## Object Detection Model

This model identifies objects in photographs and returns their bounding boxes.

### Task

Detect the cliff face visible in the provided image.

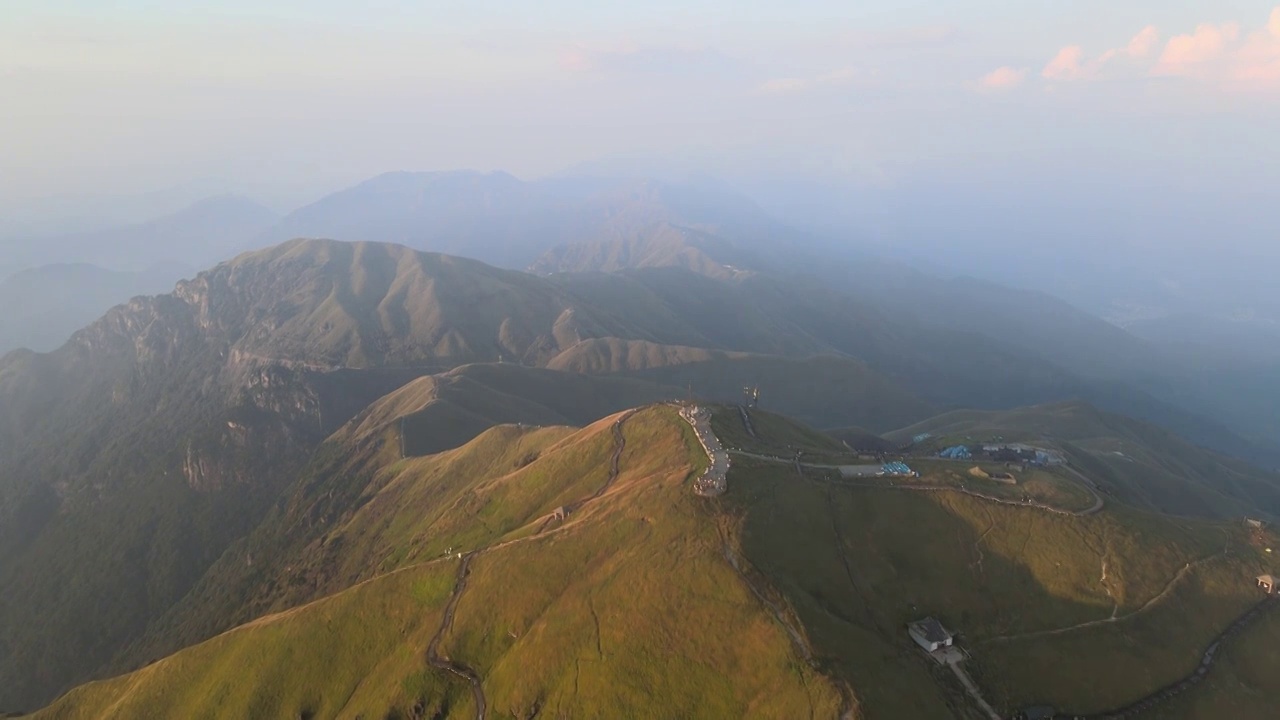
[0,239,572,710]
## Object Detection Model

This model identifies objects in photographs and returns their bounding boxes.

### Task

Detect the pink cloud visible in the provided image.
[1042,45,1090,80]
[1149,9,1280,89]
[1155,22,1240,75]
[1126,26,1162,58]
[1231,9,1280,85]
[1099,26,1161,64]
[1022,8,1280,91]
[979,66,1028,91]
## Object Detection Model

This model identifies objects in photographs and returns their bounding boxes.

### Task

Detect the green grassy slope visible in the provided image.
[888,401,1280,519]
[33,562,461,720]
[725,456,1276,718]
[1159,597,1280,719]
[33,406,845,720]
[710,406,851,459]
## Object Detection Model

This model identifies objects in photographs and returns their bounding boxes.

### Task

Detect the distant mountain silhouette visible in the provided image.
[259,171,786,269]
[7,195,278,272]
[0,262,191,354]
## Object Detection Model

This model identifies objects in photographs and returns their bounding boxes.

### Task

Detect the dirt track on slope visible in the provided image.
[424,411,637,718]
[427,552,486,720]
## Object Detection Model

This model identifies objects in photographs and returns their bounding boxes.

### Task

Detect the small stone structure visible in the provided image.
[1258,574,1277,594]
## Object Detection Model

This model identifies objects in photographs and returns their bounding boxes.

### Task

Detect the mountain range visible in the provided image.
[7,171,1275,469]
[4,171,1280,717]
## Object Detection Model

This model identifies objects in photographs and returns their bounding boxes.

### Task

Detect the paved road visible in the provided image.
[949,662,1001,720]
[679,404,729,496]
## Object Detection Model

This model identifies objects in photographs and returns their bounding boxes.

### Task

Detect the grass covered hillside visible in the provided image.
[35,406,845,720]
[5,236,1273,713]
[34,402,1280,719]
[887,401,1280,519]
[712,407,1280,718]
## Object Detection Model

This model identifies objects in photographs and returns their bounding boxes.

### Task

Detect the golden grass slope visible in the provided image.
[34,407,845,719]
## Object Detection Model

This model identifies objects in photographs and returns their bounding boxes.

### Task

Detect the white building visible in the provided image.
[907,617,954,653]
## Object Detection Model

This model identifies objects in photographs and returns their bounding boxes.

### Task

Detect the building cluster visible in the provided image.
[937,441,1064,467]
[678,404,729,497]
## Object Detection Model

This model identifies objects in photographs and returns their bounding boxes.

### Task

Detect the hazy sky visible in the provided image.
[3,1,1279,224]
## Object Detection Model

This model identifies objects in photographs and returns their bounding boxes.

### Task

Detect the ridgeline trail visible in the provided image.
[1074,596,1278,719]
[426,552,486,720]
[691,407,855,719]
[423,410,636,719]
[739,405,759,439]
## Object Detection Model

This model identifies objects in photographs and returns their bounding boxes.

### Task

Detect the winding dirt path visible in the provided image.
[981,543,1230,644]
[427,552,487,720]
[423,410,636,719]
[566,410,635,513]
[1073,596,1278,719]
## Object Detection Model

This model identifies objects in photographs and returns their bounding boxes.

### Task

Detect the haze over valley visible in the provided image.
[3,2,1280,719]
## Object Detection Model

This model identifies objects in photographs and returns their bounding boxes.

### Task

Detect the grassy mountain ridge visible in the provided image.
[529,223,759,280]
[5,236,1277,711]
[42,406,845,719]
[0,238,627,708]
[0,237,934,707]
[34,403,1280,719]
